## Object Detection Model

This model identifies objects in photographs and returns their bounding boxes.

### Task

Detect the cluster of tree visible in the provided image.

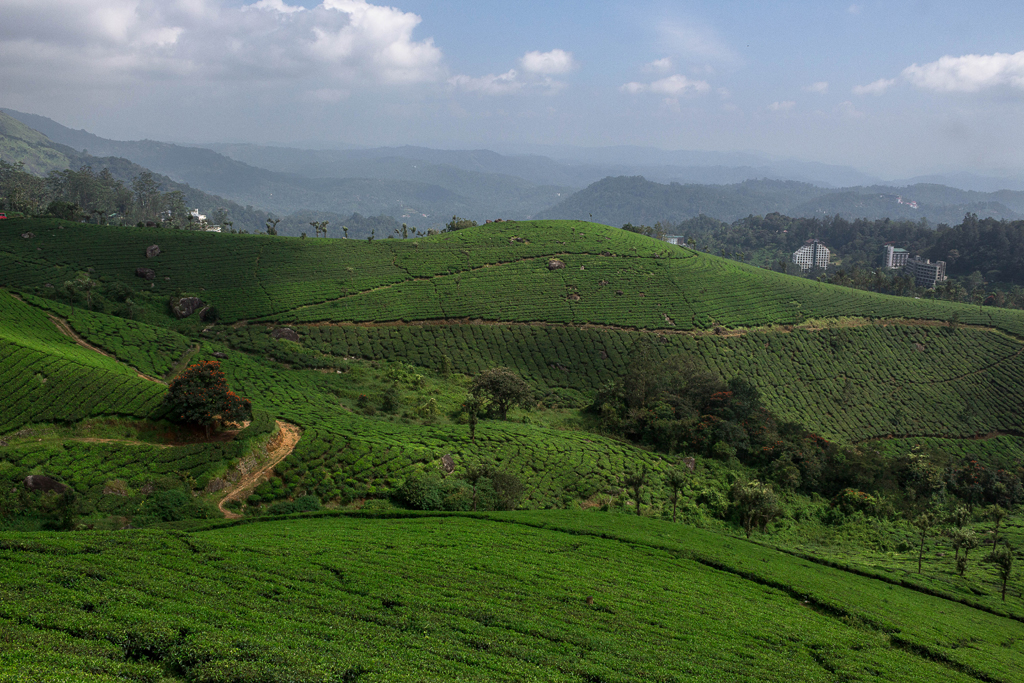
[0,159,268,231]
[912,505,1015,598]
[163,361,252,436]
[591,342,1024,518]
[397,464,525,512]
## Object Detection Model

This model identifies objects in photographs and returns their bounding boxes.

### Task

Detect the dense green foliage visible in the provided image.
[0,512,1021,682]
[164,361,251,431]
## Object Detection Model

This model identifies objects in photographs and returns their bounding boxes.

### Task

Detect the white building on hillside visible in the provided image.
[884,245,910,269]
[792,239,830,271]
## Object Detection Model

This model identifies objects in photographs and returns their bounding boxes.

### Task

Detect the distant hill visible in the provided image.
[1,109,573,226]
[0,111,270,231]
[0,111,79,175]
[537,175,1024,226]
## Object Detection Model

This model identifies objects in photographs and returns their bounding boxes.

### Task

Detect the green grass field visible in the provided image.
[1,511,1021,682]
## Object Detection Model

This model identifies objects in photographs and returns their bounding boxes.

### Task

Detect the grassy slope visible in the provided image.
[1,512,1022,682]
[0,290,166,432]
[5,216,1024,447]
[5,218,1024,334]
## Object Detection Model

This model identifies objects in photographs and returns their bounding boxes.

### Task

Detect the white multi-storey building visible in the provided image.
[792,239,830,271]
[884,245,910,269]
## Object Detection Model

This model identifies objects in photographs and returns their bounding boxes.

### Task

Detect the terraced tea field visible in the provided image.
[0,290,166,433]
[1,512,1021,682]
[5,218,1024,335]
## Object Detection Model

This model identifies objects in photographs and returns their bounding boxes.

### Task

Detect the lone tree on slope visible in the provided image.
[164,361,252,436]
[470,367,532,421]
[624,466,649,517]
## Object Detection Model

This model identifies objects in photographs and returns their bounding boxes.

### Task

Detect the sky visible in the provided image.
[2,0,1024,178]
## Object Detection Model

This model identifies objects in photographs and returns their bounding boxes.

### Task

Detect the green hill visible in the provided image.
[4,217,1024,447]
[0,111,77,175]
[2,215,1024,680]
[1,511,1022,682]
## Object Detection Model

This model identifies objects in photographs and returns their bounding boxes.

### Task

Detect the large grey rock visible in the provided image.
[271,327,300,342]
[135,267,155,280]
[146,245,160,258]
[24,475,68,494]
[547,258,566,270]
[170,296,204,318]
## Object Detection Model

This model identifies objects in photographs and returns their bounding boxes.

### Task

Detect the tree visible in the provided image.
[445,215,477,232]
[731,480,780,539]
[957,529,979,576]
[988,505,1007,553]
[266,218,280,235]
[464,394,484,441]
[381,382,401,413]
[463,464,490,512]
[665,468,688,522]
[914,511,937,574]
[63,271,98,309]
[624,466,649,516]
[310,220,329,238]
[992,544,1014,601]
[470,367,532,420]
[163,361,252,435]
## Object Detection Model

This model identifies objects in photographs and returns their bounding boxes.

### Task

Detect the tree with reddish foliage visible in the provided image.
[164,361,251,435]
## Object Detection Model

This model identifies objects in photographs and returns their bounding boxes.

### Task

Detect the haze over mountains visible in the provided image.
[5,106,1024,231]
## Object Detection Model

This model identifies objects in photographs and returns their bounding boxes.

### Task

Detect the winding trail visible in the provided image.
[218,420,301,519]
[47,314,165,383]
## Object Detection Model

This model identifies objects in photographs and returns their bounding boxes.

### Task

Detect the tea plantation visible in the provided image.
[2,217,1024,680]
[2,512,1022,682]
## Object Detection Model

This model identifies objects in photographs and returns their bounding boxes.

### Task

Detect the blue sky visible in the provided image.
[2,0,1024,177]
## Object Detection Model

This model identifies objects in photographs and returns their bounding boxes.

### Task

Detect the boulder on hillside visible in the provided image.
[440,454,455,474]
[271,327,300,342]
[170,296,204,319]
[547,258,566,270]
[21,232,34,239]
[135,267,155,280]
[146,245,161,258]
[24,475,68,494]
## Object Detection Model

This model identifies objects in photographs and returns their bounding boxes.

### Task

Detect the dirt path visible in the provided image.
[47,314,165,383]
[218,420,301,519]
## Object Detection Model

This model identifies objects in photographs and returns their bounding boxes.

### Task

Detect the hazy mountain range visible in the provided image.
[5,107,1024,230]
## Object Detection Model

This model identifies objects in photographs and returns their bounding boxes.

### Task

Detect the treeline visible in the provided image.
[0,159,268,231]
[653,212,1024,304]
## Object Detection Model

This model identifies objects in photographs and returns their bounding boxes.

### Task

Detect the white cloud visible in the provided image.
[658,20,739,66]
[804,81,829,94]
[852,78,896,96]
[248,0,304,13]
[622,74,710,96]
[903,50,1024,93]
[520,49,576,75]
[837,101,865,119]
[449,70,523,95]
[644,57,673,73]
[768,100,795,112]
[0,0,444,93]
[451,49,576,95]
